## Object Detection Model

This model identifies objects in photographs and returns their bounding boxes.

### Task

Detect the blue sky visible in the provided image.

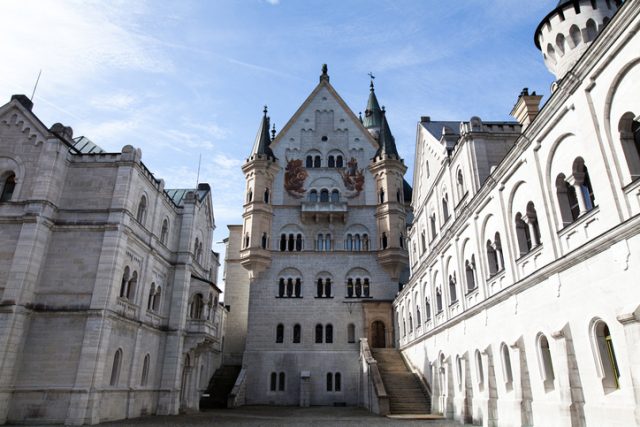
[0,0,558,290]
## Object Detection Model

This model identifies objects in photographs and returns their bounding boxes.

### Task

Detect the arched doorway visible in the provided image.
[370,320,386,348]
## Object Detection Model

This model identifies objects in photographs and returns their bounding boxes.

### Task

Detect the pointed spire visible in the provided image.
[375,108,400,160]
[250,106,276,160]
[271,122,276,140]
[363,78,382,130]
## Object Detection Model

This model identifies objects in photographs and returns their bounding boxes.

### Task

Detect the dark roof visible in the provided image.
[362,81,382,130]
[71,136,105,154]
[420,120,460,141]
[250,107,275,159]
[374,110,400,159]
[165,188,208,206]
[403,179,413,203]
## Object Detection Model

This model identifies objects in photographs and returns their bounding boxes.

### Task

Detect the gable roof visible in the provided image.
[270,70,379,150]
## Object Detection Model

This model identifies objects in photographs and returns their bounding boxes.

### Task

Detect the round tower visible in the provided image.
[534,0,621,80]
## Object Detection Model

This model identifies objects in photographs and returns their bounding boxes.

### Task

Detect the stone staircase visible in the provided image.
[372,348,431,415]
[199,365,242,409]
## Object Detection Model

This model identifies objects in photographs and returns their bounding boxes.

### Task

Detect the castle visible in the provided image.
[224,0,640,425]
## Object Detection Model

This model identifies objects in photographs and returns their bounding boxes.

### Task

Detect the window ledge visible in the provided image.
[344,296,373,299]
[449,300,460,308]
[516,243,543,264]
[465,287,479,297]
[557,206,600,237]
[275,296,304,299]
[314,296,334,299]
[487,268,506,282]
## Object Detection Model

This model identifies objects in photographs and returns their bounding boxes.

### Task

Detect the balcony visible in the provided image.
[301,201,348,223]
[186,318,219,342]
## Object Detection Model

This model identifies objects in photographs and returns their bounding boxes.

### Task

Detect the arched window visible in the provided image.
[572,158,596,212]
[286,278,293,297]
[618,113,640,181]
[538,334,555,391]
[189,293,204,319]
[409,314,413,331]
[556,33,566,56]
[331,189,340,203]
[247,189,253,203]
[295,234,303,251]
[494,233,504,271]
[593,321,620,393]
[147,283,156,310]
[442,194,450,222]
[515,212,532,255]
[487,240,499,276]
[569,24,581,48]
[363,278,370,297]
[547,44,557,64]
[456,169,465,200]
[449,274,457,303]
[276,324,284,343]
[585,19,597,42]
[278,372,285,391]
[347,324,355,343]
[425,297,431,321]
[120,266,130,298]
[426,160,430,178]
[325,324,333,343]
[436,288,443,313]
[347,278,354,297]
[160,219,169,245]
[420,230,426,253]
[110,349,122,386]
[325,278,332,297]
[465,259,476,291]
[280,234,286,251]
[315,324,323,343]
[278,278,285,297]
[270,372,277,391]
[141,354,150,386]
[326,372,333,391]
[317,278,323,297]
[261,233,268,249]
[306,156,313,168]
[355,278,362,297]
[416,305,421,324]
[430,214,437,239]
[314,156,321,168]
[0,173,16,202]
[294,278,301,297]
[309,189,318,202]
[399,233,404,249]
[320,189,329,203]
[556,173,580,225]
[127,271,138,301]
[243,234,249,249]
[136,196,147,224]
[325,234,332,251]
[363,234,369,251]
[293,324,301,343]
[501,343,513,391]
[336,156,343,168]
[328,155,335,168]
[476,350,484,390]
[379,189,385,204]
[264,188,270,203]
[335,372,341,391]
[381,232,388,250]
[153,286,161,311]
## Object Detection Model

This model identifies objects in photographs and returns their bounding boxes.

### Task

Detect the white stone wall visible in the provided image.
[398,2,640,426]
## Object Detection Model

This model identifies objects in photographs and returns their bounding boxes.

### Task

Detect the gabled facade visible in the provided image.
[0,96,226,425]
[226,68,410,406]
[395,1,640,426]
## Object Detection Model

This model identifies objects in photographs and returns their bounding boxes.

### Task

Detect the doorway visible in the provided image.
[370,320,386,348]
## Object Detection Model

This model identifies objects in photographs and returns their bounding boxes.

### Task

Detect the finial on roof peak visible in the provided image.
[320,64,330,82]
[368,72,375,91]
[263,105,268,116]
[271,123,276,140]
[381,105,386,113]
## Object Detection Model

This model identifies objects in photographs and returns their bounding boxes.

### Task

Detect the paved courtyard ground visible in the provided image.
[7,407,470,427]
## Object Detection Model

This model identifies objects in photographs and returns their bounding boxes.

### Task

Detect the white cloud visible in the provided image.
[0,0,172,98]
[90,93,137,111]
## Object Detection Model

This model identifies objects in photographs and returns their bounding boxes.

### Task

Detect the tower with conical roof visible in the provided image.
[534,0,621,81]
[240,107,280,279]
[362,80,383,138]
[369,108,409,281]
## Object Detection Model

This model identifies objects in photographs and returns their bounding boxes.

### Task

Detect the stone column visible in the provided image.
[523,215,540,248]
[508,341,524,426]
[617,307,640,426]
[565,173,587,216]
[551,325,586,427]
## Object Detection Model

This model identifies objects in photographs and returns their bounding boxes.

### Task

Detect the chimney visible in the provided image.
[510,88,543,129]
[11,94,33,111]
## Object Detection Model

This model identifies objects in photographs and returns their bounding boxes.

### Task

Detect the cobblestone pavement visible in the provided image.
[100,407,469,427]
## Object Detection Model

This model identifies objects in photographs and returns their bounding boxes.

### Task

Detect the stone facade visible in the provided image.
[396,1,640,426]
[227,70,411,406]
[0,97,226,425]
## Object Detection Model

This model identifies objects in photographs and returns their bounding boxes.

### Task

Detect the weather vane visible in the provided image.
[368,72,375,80]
